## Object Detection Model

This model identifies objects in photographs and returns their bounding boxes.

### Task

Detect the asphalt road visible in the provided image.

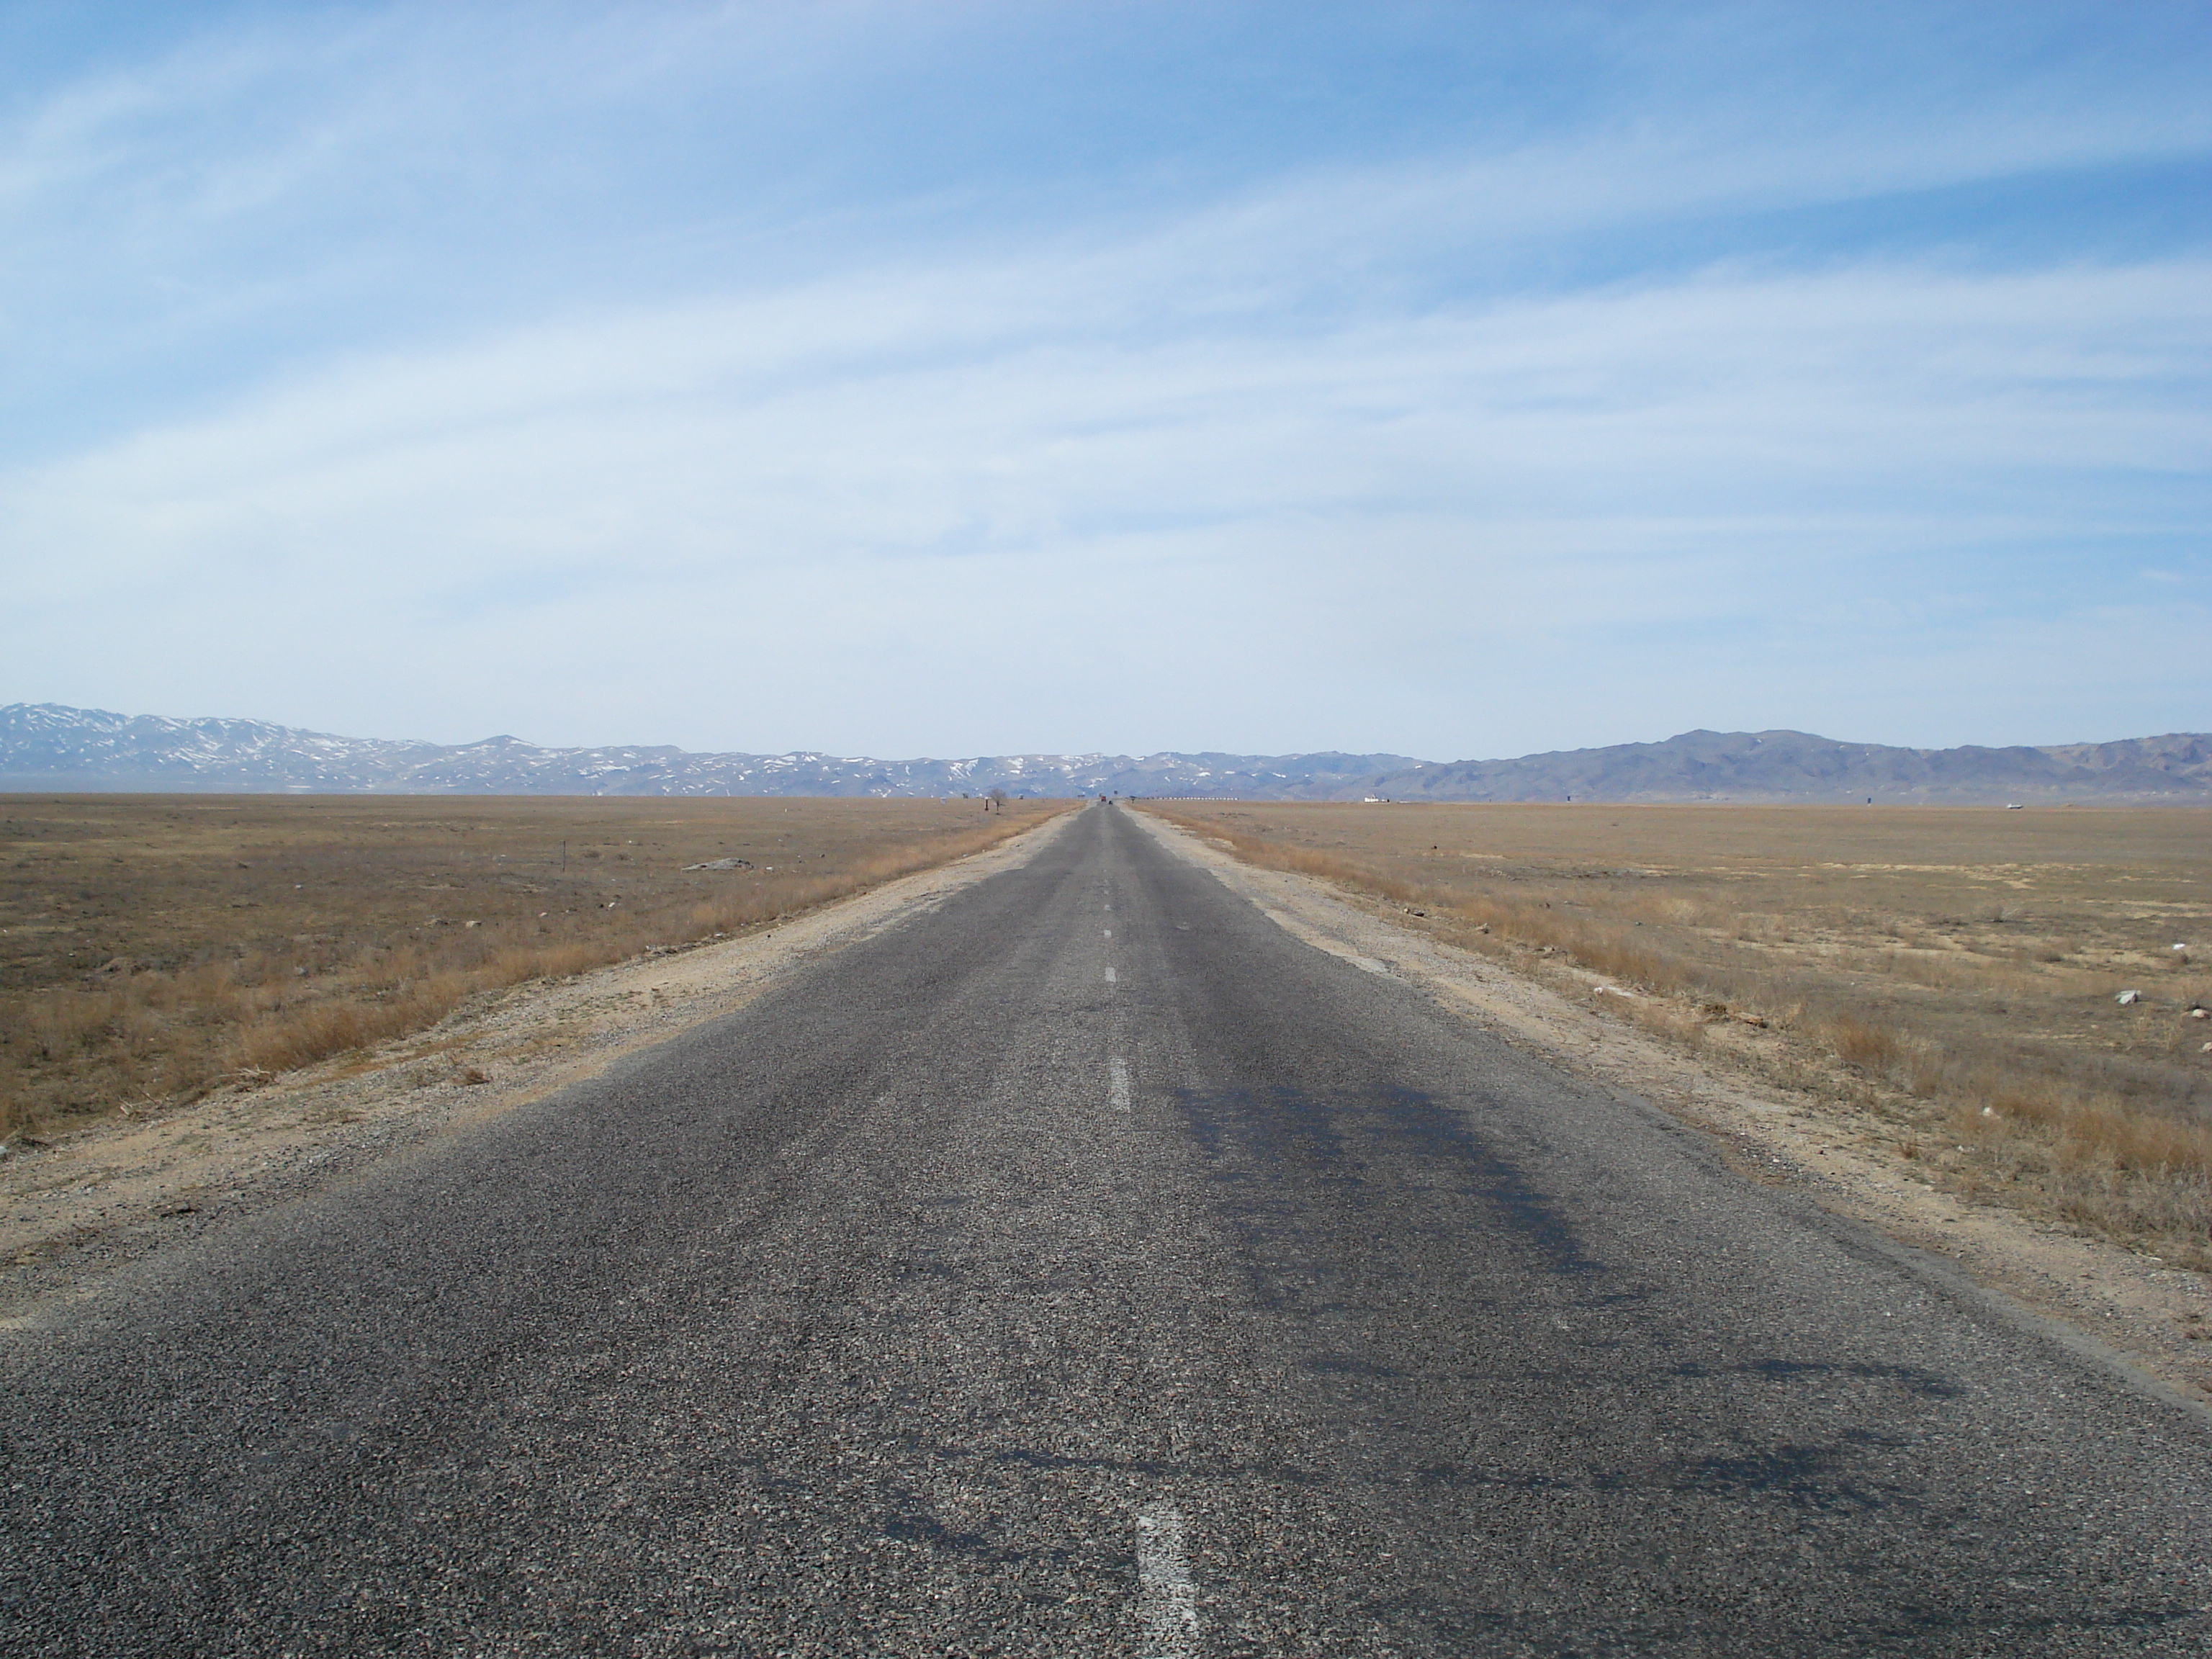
[4,802,2209,1656]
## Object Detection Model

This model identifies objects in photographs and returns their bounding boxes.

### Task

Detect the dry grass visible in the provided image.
[1143,801,2212,1264]
[1,793,1069,1136]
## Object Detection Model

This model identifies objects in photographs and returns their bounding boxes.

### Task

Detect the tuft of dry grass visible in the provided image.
[1143,800,2212,1265]
[0,793,1070,1137]
[1826,1013,1906,1074]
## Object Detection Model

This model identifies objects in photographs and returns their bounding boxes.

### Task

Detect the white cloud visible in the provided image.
[5,179,2204,754]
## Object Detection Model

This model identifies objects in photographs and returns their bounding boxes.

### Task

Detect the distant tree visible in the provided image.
[987,787,1008,811]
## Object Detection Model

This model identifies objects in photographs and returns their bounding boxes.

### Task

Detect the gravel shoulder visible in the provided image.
[1130,806,2212,1409]
[0,809,1077,1324]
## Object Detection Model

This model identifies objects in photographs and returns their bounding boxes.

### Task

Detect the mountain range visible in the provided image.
[2,703,2206,804]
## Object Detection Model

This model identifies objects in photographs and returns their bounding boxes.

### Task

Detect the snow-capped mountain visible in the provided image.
[3,705,2205,802]
[0,705,1421,799]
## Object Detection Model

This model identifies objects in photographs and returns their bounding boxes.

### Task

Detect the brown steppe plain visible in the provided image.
[0,793,1064,1138]
[7,791,2211,1394]
[1143,801,2212,1270]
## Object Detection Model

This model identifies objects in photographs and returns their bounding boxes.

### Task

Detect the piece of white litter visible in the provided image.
[2116,989,2141,1005]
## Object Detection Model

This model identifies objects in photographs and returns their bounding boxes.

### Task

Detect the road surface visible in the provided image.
[4,803,2208,1655]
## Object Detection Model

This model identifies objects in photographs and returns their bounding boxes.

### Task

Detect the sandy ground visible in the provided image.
[1128,809,2212,1410]
[7,800,2208,1412]
[0,811,1077,1326]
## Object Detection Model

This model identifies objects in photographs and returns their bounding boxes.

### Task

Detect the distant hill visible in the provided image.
[1,704,2204,804]
[1369,728,2212,804]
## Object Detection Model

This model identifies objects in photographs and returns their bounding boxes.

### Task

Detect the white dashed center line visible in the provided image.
[1105,966,1117,983]
[1136,1503,1199,1658]
[1104,927,1112,938]
[1110,1058,1131,1112]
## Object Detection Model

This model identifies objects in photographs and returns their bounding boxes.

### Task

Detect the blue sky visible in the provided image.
[2,1,2206,760]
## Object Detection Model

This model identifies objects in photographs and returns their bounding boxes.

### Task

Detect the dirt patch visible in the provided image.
[1131,807,2212,1406]
[0,810,1076,1324]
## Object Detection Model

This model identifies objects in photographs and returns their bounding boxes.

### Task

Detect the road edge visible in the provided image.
[0,807,1082,1322]
[1126,804,2212,1416]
